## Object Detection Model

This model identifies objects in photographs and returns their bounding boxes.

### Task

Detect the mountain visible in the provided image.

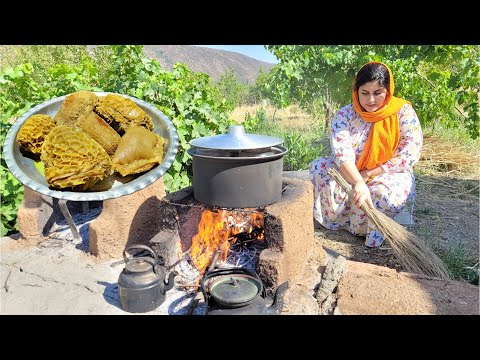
[143,45,274,84]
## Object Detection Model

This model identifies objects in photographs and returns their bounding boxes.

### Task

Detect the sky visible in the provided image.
[195,45,279,64]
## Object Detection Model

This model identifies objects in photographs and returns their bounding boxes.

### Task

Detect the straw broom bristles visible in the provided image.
[328,167,452,280]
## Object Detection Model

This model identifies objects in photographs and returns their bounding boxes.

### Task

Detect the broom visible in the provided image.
[327,167,451,280]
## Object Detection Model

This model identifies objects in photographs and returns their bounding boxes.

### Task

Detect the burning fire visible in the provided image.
[189,209,264,272]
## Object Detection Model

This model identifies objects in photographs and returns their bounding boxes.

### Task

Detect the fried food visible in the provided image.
[95,94,153,135]
[112,124,165,176]
[16,114,56,155]
[54,91,98,126]
[40,125,112,190]
[75,112,121,156]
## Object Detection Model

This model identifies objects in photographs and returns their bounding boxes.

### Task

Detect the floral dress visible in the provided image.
[309,103,423,247]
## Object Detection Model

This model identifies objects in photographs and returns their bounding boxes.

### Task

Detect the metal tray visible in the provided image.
[3,92,179,201]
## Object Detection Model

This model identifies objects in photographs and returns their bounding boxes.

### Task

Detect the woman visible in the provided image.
[310,61,423,247]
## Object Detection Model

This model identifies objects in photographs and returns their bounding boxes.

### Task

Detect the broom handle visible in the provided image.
[328,167,380,226]
[328,167,357,202]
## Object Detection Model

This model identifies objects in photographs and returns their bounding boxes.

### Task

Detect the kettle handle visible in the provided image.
[123,244,158,266]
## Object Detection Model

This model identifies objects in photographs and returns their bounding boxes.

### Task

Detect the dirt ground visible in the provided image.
[316,174,479,284]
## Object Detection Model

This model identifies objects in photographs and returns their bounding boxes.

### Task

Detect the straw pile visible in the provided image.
[416,134,479,180]
[328,167,452,280]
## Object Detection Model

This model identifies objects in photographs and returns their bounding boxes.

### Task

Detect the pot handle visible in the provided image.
[123,244,158,267]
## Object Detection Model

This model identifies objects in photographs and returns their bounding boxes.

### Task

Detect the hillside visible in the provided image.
[143,45,274,84]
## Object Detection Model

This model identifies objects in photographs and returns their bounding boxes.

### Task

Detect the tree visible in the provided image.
[249,68,272,104]
[214,69,250,110]
[265,45,480,139]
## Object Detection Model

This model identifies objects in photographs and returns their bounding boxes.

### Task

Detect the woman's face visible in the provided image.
[358,80,388,112]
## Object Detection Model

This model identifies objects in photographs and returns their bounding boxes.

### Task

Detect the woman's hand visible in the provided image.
[338,162,375,208]
[353,180,374,209]
[359,169,370,183]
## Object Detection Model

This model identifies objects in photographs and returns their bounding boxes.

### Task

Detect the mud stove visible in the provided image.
[124,176,321,314]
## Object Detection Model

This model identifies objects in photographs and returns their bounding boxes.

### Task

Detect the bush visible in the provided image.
[282,131,323,171]
[212,69,251,110]
[243,107,323,171]
[0,121,23,236]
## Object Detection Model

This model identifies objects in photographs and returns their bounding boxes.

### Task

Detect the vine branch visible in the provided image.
[416,72,468,119]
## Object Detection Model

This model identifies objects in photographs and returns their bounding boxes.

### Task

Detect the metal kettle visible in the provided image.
[201,268,289,315]
[118,244,175,313]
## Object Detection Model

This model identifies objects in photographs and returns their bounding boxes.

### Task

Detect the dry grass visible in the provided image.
[416,134,480,180]
[230,104,319,131]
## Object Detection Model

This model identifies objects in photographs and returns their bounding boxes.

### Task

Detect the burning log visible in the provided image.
[189,208,265,273]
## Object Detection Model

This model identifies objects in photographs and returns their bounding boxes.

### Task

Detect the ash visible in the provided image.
[218,239,267,273]
[156,287,207,315]
[171,255,200,286]
[170,238,267,283]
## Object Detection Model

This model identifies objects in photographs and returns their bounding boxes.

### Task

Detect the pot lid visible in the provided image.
[125,258,154,273]
[189,125,283,150]
[209,274,261,305]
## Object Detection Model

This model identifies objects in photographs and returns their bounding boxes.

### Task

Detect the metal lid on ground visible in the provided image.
[189,125,283,150]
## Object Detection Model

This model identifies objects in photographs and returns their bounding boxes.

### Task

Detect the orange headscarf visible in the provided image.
[353,61,410,171]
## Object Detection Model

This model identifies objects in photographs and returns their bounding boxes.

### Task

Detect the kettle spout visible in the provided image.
[162,271,176,293]
[267,281,289,315]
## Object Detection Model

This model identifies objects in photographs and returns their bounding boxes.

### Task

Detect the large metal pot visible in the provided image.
[188,125,288,208]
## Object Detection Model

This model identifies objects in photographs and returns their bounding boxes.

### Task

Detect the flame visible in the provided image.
[249,213,264,240]
[189,209,264,272]
[189,209,229,272]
